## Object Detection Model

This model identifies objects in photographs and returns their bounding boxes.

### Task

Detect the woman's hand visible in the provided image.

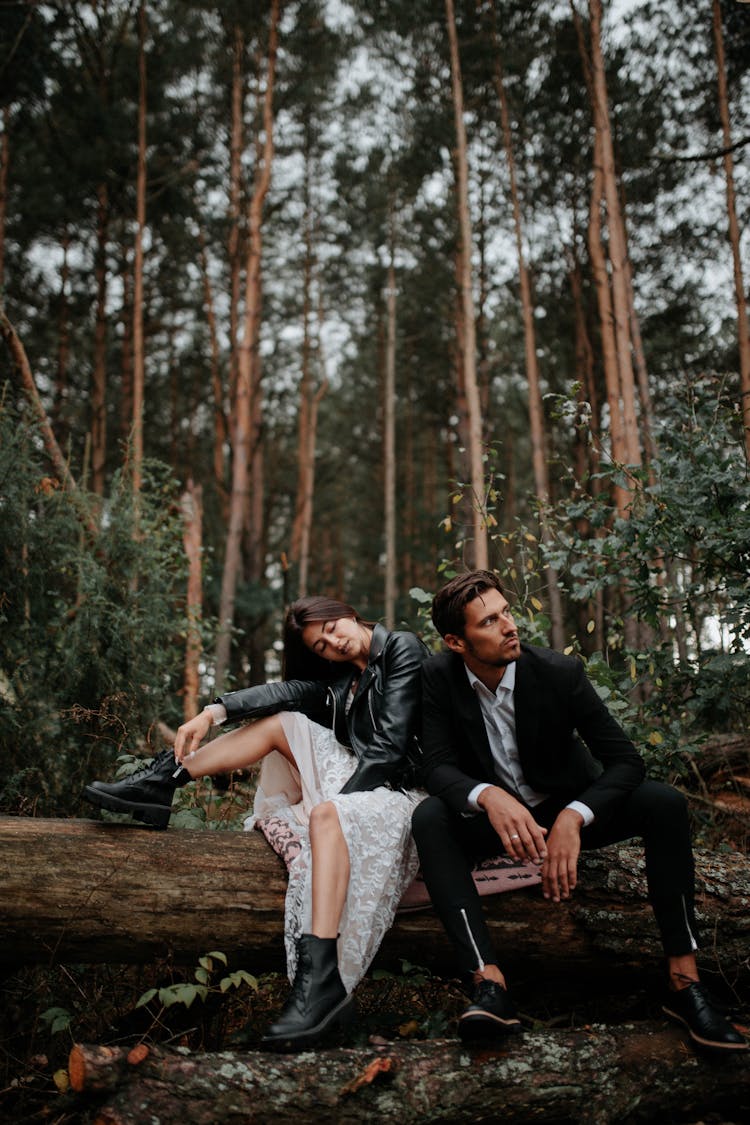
[174,709,213,762]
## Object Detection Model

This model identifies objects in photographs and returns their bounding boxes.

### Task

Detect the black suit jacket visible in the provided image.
[421,643,646,824]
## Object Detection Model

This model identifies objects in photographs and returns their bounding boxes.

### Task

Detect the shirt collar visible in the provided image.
[465,659,516,697]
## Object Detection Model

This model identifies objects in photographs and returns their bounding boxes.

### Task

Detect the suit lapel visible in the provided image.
[513,647,540,759]
[450,654,497,780]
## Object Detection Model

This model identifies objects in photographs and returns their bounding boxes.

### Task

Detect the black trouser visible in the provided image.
[411,780,698,978]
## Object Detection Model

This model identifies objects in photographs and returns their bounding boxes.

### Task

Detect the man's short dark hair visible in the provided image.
[431,570,504,639]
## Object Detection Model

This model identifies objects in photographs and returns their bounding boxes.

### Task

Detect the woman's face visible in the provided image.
[301,616,370,669]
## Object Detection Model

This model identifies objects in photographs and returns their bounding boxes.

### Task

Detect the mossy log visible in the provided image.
[1,816,749,980]
[68,1029,750,1125]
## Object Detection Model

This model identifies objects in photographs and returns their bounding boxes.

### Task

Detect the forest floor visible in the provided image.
[1,749,748,1125]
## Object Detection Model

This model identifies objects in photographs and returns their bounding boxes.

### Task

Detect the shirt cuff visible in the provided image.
[565,799,594,826]
[467,782,492,812]
[205,703,227,726]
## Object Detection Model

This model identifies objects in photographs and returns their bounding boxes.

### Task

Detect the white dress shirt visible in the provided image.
[465,662,594,826]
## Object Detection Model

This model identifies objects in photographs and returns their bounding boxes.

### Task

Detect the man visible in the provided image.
[412,570,746,1054]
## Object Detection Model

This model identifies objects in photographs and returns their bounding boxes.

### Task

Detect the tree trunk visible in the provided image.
[489,7,564,648]
[2,816,748,981]
[0,309,81,502]
[0,107,9,296]
[181,482,203,722]
[227,20,245,408]
[587,0,642,474]
[119,248,134,448]
[215,0,280,692]
[68,1027,750,1124]
[197,227,227,505]
[54,232,71,443]
[445,0,487,570]
[712,0,750,460]
[131,0,147,502]
[384,247,397,629]
[92,182,109,498]
[289,156,328,598]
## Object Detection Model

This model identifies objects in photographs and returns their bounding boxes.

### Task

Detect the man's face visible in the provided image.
[445,588,521,670]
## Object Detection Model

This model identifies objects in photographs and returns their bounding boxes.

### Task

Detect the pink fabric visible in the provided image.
[255,815,541,912]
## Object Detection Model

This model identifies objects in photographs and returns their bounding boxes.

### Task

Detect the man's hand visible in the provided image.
[541,808,583,902]
[174,709,213,762]
[477,786,548,864]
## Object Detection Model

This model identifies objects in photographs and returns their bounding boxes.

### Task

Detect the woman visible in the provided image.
[84,596,427,1049]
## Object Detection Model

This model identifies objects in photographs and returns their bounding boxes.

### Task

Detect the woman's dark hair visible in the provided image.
[282,595,362,681]
[431,570,504,639]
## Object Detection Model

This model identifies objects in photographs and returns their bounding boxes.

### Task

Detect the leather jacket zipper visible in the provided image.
[327,686,338,736]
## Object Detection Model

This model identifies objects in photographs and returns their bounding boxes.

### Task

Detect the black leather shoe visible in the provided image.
[83,749,191,830]
[261,934,354,1051]
[663,982,748,1053]
[458,979,522,1042]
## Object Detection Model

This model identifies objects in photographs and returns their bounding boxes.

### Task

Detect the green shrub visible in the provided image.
[0,388,191,815]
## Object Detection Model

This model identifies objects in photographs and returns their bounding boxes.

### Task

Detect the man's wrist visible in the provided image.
[468,782,492,811]
[476,784,501,810]
[564,799,593,827]
[556,806,584,829]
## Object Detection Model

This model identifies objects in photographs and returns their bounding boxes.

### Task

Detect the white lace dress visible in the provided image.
[245,711,423,993]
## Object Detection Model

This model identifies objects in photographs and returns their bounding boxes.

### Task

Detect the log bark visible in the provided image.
[68,1028,750,1124]
[1,816,748,980]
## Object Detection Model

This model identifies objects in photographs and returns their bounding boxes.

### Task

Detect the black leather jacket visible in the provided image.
[216,623,428,794]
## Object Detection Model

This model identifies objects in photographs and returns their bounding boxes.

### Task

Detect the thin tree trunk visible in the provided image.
[445,0,488,570]
[181,481,203,721]
[0,309,95,530]
[290,150,315,578]
[215,0,280,692]
[198,227,227,504]
[712,0,750,459]
[293,273,329,598]
[572,0,630,517]
[119,249,134,447]
[54,232,71,443]
[91,182,109,497]
[131,0,147,500]
[489,4,564,648]
[0,107,8,292]
[625,250,656,465]
[227,20,245,445]
[587,0,641,473]
[384,244,397,629]
[295,288,330,597]
[299,381,326,599]
[569,254,606,654]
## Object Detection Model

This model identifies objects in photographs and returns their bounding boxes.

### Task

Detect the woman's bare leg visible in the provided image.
[185,722,351,940]
[308,801,350,939]
[182,715,294,778]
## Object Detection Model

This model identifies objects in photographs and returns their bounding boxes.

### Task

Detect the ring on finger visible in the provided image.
[510,833,520,840]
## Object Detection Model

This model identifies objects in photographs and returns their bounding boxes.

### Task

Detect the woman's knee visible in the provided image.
[309,800,342,838]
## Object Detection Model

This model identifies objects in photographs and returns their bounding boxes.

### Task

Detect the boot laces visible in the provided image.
[123,751,174,783]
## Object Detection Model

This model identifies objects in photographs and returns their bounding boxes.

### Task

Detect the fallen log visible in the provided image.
[67,1029,750,1125]
[1,816,749,980]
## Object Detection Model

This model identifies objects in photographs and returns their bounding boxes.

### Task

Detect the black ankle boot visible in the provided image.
[260,934,354,1051]
[83,749,192,829]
